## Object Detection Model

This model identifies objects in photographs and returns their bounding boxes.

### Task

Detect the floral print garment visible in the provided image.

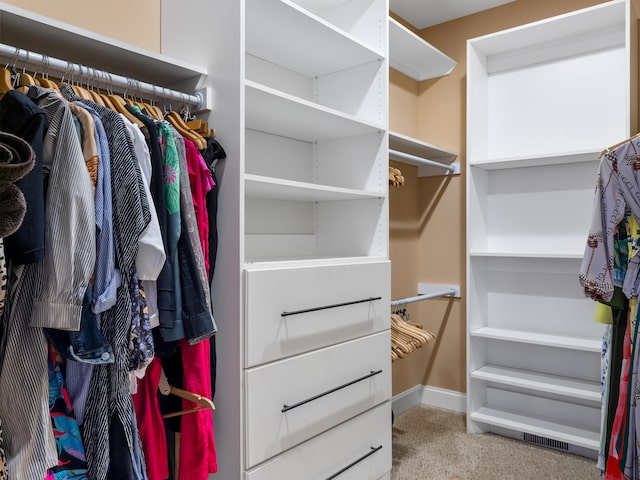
[46,342,89,479]
[128,268,154,372]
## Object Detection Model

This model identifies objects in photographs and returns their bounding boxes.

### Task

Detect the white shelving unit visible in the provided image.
[387,16,458,177]
[209,0,393,478]
[466,0,638,457]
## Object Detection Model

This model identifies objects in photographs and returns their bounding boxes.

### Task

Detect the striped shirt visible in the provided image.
[0,84,95,479]
[29,87,96,331]
[61,85,150,480]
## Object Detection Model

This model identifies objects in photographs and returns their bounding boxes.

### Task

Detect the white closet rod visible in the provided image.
[390,289,456,307]
[0,44,203,109]
[389,149,456,172]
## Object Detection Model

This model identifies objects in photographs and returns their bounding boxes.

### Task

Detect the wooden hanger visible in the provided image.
[159,367,215,419]
[143,103,163,121]
[600,133,640,158]
[87,88,106,107]
[15,69,36,95]
[17,71,36,87]
[0,68,13,93]
[165,110,206,149]
[38,77,62,96]
[107,93,145,127]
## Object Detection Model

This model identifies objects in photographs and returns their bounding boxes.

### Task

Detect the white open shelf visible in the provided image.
[467,161,598,257]
[244,254,388,269]
[470,150,600,170]
[469,251,584,259]
[470,365,600,402]
[470,327,602,352]
[0,2,205,89]
[245,81,384,142]
[245,174,383,202]
[470,407,600,451]
[388,16,456,81]
[246,0,383,77]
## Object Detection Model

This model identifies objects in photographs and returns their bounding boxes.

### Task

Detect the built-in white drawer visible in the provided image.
[245,331,391,468]
[244,260,390,367]
[246,402,392,480]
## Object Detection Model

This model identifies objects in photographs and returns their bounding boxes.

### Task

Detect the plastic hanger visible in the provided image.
[158,367,215,419]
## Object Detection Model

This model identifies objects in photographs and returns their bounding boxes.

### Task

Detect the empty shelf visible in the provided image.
[470,365,600,402]
[245,174,382,202]
[470,407,599,450]
[388,17,456,80]
[246,0,383,77]
[470,327,601,352]
[245,81,383,142]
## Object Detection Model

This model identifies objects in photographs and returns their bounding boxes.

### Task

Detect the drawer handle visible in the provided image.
[281,296,382,317]
[326,445,383,480]
[282,369,383,413]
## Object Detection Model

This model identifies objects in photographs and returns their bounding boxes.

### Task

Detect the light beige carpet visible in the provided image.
[391,405,600,480]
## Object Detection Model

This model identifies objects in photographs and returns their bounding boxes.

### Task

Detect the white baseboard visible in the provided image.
[392,385,467,416]
[391,385,423,416]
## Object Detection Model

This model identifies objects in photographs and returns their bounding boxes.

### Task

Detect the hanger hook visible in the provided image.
[21,50,28,74]
[41,54,49,80]
[11,47,19,69]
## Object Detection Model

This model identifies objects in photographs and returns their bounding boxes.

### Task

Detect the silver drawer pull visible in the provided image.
[326,445,383,480]
[281,296,382,317]
[282,369,382,413]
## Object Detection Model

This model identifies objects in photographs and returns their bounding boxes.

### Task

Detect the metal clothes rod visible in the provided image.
[0,43,203,110]
[390,289,456,307]
[389,149,456,172]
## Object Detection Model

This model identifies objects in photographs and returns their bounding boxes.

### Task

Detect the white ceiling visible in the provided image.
[390,0,516,29]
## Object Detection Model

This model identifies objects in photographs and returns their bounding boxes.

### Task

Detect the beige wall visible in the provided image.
[4,0,161,52]
[390,0,615,396]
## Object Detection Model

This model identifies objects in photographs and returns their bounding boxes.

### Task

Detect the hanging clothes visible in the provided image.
[0,85,94,480]
[156,121,183,343]
[580,140,640,301]
[0,90,46,265]
[60,84,151,480]
[126,105,171,331]
[45,341,89,479]
[0,239,5,321]
[132,357,169,480]
[0,418,7,480]
[582,139,640,480]
[0,71,222,480]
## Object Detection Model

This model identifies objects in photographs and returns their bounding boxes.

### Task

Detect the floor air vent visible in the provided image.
[522,433,569,452]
